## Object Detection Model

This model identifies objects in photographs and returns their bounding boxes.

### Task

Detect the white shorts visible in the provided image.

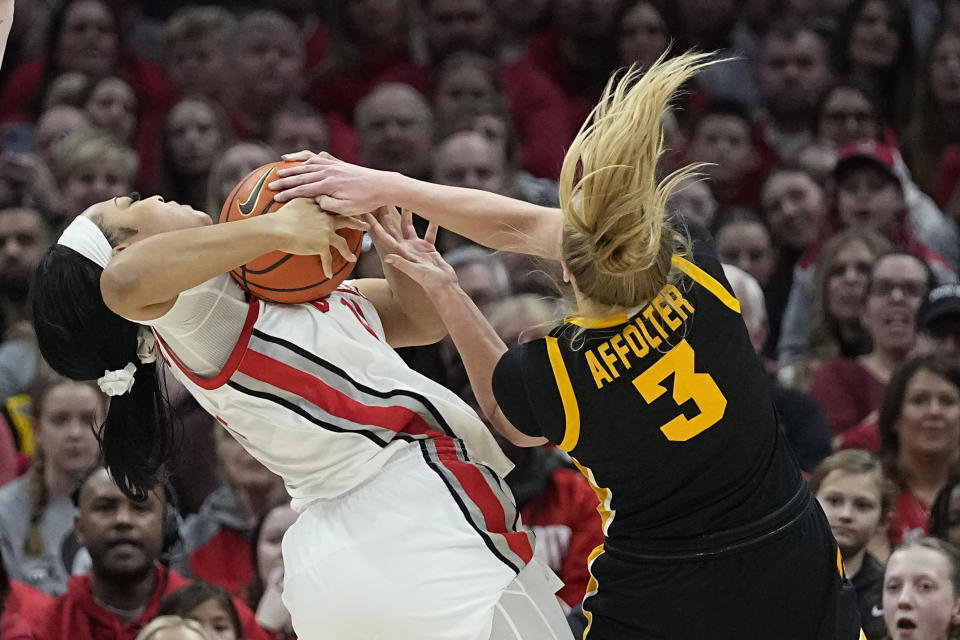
[281,442,573,640]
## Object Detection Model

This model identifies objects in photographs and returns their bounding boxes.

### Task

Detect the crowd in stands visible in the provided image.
[4,0,960,638]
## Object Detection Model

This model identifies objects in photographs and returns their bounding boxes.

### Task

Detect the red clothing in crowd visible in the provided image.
[382,56,572,179]
[809,358,886,437]
[188,527,253,596]
[0,616,33,640]
[4,580,52,639]
[306,47,421,123]
[0,57,178,191]
[42,566,270,640]
[519,467,602,607]
[837,419,881,453]
[889,489,930,548]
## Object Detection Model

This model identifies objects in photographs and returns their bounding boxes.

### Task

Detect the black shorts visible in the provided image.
[581,497,862,640]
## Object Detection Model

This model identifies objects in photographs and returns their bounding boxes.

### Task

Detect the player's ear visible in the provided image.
[561,261,573,284]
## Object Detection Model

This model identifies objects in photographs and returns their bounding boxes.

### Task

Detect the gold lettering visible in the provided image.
[636,318,662,349]
[653,294,682,331]
[586,350,613,388]
[643,307,668,339]
[623,324,650,358]
[662,284,695,318]
[610,334,632,369]
[598,342,620,378]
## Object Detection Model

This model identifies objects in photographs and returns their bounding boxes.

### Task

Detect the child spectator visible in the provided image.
[159,583,243,640]
[811,450,893,640]
[882,537,960,640]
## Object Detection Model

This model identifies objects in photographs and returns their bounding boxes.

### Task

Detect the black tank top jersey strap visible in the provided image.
[492,222,804,556]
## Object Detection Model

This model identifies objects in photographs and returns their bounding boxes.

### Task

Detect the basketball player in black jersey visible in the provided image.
[272,52,863,639]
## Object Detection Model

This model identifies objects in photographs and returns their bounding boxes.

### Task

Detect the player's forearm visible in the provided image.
[429,284,547,447]
[102,216,286,319]
[381,261,447,344]
[381,173,564,260]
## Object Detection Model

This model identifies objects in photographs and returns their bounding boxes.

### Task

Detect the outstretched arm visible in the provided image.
[371,219,548,447]
[269,154,564,260]
[103,199,366,321]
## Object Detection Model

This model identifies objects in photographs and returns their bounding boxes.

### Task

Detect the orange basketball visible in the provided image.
[219,160,364,304]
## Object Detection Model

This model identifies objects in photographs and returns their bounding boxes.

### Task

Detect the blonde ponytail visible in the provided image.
[559,51,718,308]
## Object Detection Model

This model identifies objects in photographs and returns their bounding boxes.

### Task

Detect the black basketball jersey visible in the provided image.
[493,224,804,556]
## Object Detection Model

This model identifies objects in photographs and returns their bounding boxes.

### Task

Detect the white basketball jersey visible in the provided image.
[155,284,512,510]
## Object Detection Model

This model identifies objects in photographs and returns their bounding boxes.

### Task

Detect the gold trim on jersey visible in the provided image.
[671,255,741,314]
[571,458,614,640]
[565,314,630,329]
[546,336,582,451]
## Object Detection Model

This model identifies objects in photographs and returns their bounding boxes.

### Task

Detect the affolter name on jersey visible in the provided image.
[585,284,695,389]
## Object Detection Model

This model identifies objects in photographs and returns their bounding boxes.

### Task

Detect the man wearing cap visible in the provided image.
[833,140,957,274]
[917,284,960,366]
[777,140,958,370]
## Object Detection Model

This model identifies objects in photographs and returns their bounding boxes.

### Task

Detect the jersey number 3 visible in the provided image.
[632,340,727,441]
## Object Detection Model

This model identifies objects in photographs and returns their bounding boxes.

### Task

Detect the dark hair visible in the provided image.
[830,0,916,127]
[158,582,243,637]
[33,244,175,501]
[866,251,937,302]
[691,98,754,137]
[930,476,960,540]
[435,97,520,168]
[710,206,770,240]
[246,498,293,609]
[761,18,829,59]
[813,78,884,139]
[878,355,960,483]
[617,0,681,54]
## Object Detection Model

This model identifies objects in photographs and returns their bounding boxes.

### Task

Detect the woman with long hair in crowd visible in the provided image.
[273,51,862,639]
[0,377,102,596]
[878,356,960,550]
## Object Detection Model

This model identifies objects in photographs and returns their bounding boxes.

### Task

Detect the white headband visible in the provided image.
[55,216,159,396]
[57,215,113,268]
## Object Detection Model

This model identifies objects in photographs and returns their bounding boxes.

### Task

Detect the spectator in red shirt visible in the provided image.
[525,0,620,128]
[181,426,286,597]
[44,466,269,640]
[1,550,52,640]
[877,356,960,550]
[245,502,298,640]
[408,0,571,178]
[812,251,931,438]
[306,0,418,122]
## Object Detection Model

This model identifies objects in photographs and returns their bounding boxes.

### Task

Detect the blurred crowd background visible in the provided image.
[3,0,960,638]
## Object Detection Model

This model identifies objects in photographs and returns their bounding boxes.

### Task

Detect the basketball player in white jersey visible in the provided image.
[32,193,573,640]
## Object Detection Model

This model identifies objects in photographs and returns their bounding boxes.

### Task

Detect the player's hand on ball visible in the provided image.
[274,197,368,276]
[270,155,390,216]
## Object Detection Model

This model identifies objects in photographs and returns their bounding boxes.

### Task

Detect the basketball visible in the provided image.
[219,160,364,304]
